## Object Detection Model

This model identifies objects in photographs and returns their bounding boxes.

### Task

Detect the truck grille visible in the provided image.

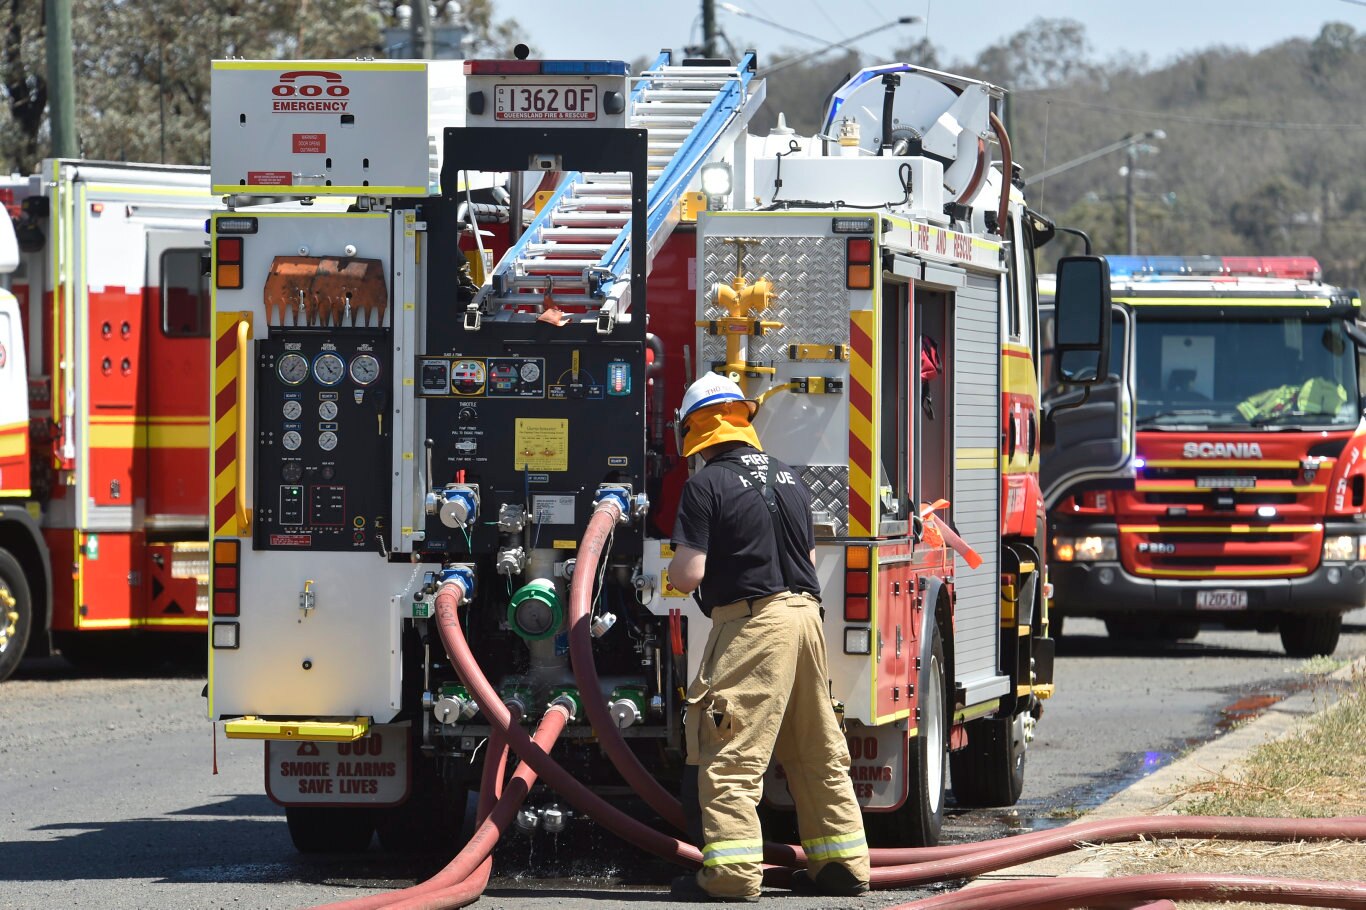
[1120,523,1320,578]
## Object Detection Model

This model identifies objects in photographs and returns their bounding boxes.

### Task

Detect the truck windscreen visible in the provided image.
[1135,317,1360,429]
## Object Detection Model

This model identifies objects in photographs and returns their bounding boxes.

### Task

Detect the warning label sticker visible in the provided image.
[292,133,327,154]
[266,723,410,807]
[269,534,313,547]
[247,171,293,186]
[532,494,575,526]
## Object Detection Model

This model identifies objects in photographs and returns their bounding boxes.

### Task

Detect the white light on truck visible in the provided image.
[211,622,240,649]
[844,627,872,655]
[1054,536,1116,562]
[700,162,732,204]
[1323,535,1355,562]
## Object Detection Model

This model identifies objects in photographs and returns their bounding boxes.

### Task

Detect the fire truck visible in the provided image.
[205,55,1120,854]
[0,162,221,682]
[1044,255,1366,657]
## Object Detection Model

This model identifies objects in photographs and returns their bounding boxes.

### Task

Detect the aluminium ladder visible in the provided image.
[471,51,764,329]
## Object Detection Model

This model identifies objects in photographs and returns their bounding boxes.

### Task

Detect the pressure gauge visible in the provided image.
[313,353,345,386]
[282,430,302,451]
[350,353,381,386]
[278,353,309,386]
[318,430,339,451]
[519,361,541,383]
[318,400,339,421]
[282,400,303,420]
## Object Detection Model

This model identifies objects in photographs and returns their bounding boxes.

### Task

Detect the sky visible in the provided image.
[486,1,1363,68]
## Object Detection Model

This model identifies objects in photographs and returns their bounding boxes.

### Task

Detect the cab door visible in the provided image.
[1039,302,1136,508]
[143,231,210,528]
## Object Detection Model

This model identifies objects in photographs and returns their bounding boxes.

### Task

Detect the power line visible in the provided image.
[1029,95,1366,131]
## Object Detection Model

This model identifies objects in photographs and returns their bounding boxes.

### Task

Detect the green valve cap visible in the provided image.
[508,578,563,640]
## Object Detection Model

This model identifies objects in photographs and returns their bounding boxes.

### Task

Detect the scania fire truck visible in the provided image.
[1046,255,1366,656]
[205,55,1121,856]
[0,163,221,681]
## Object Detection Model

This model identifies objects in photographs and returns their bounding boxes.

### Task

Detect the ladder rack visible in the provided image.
[472,51,764,326]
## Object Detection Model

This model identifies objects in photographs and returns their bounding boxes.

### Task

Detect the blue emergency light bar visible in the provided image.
[464,59,629,76]
[1105,255,1322,281]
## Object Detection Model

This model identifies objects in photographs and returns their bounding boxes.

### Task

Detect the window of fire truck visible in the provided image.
[881,281,911,524]
[1134,316,1360,429]
[160,248,210,337]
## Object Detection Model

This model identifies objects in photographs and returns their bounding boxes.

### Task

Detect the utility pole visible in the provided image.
[411,0,433,58]
[1125,144,1137,255]
[45,0,77,158]
[701,0,718,57]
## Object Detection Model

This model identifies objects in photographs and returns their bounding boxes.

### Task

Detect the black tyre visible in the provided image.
[1104,617,1154,641]
[1279,613,1342,658]
[1158,621,1200,642]
[869,628,946,847]
[0,550,33,683]
[1047,608,1064,639]
[949,712,1028,808]
[376,768,469,853]
[286,805,376,853]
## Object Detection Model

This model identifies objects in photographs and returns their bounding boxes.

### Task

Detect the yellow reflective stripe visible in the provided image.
[802,831,868,859]
[1117,296,1336,307]
[701,838,764,866]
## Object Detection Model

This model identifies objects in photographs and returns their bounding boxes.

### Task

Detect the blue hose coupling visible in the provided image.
[594,484,632,523]
[439,565,476,603]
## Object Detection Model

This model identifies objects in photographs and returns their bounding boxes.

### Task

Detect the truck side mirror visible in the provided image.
[1051,255,1112,386]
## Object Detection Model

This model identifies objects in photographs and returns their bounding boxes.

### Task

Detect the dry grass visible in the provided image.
[1098,664,1366,909]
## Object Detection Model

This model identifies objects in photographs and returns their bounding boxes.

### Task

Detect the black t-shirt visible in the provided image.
[671,444,821,615]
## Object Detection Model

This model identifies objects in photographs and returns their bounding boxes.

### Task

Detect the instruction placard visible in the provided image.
[513,418,569,472]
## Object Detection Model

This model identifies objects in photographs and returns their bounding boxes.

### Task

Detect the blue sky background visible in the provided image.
[491,1,1363,67]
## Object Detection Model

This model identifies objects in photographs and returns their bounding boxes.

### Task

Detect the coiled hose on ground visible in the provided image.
[315,499,1366,908]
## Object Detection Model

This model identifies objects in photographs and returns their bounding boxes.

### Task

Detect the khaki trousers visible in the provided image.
[685,591,870,898]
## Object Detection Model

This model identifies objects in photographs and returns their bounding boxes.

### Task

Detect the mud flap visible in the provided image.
[762,721,909,811]
[266,722,411,808]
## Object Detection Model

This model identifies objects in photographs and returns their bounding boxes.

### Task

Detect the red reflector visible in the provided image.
[844,595,870,622]
[844,571,870,596]
[464,59,542,75]
[213,591,239,617]
[846,237,873,264]
[214,566,238,590]
[216,236,243,263]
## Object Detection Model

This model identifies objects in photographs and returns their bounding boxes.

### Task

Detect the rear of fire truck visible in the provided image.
[1046,256,1366,656]
[206,55,1117,856]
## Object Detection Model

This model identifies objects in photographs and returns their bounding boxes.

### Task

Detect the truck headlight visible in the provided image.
[1053,535,1116,562]
[1323,534,1356,561]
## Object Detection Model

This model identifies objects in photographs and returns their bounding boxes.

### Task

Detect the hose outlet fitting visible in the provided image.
[540,803,569,834]
[594,484,632,524]
[508,577,563,640]
[549,687,581,722]
[436,484,479,529]
[439,565,476,603]
[501,686,532,724]
[514,807,540,833]
[608,686,648,729]
[590,611,617,638]
[433,684,479,724]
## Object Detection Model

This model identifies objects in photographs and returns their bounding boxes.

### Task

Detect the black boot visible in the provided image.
[788,865,870,897]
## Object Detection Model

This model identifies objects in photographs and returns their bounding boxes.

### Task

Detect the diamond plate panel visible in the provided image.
[799,464,849,537]
[702,235,851,366]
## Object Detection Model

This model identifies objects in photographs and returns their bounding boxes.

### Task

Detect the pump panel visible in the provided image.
[254,328,392,551]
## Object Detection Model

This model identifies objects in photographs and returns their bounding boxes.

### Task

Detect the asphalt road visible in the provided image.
[3,607,1364,910]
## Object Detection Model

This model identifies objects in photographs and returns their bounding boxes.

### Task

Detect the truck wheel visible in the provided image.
[949,712,1028,808]
[869,628,946,847]
[285,806,376,853]
[1158,621,1200,642]
[1278,614,1342,658]
[0,550,33,683]
[376,774,469,853]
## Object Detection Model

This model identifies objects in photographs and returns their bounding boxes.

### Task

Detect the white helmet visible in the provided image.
[674,373,759,455]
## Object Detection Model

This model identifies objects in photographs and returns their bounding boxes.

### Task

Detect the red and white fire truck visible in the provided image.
[204,55,1122,855]
[0,162,219,681]
[1044,255,1366,656]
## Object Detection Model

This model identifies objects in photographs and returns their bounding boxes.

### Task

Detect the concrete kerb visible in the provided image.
[967,654,1366,886]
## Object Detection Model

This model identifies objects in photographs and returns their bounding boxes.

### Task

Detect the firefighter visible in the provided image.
[667,373,870,902]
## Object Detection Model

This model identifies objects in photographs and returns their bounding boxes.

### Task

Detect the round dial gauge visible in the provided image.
[282,430,302,451]
[318,430,339,452]
[350,353,381,386]
[519,361,541,383]
[282,400,303,420]
[318,400,339,420]
[278,353,309,386]
[313,353,345,386]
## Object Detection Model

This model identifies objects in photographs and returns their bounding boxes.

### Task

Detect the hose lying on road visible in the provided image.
[314,500,1366,908]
